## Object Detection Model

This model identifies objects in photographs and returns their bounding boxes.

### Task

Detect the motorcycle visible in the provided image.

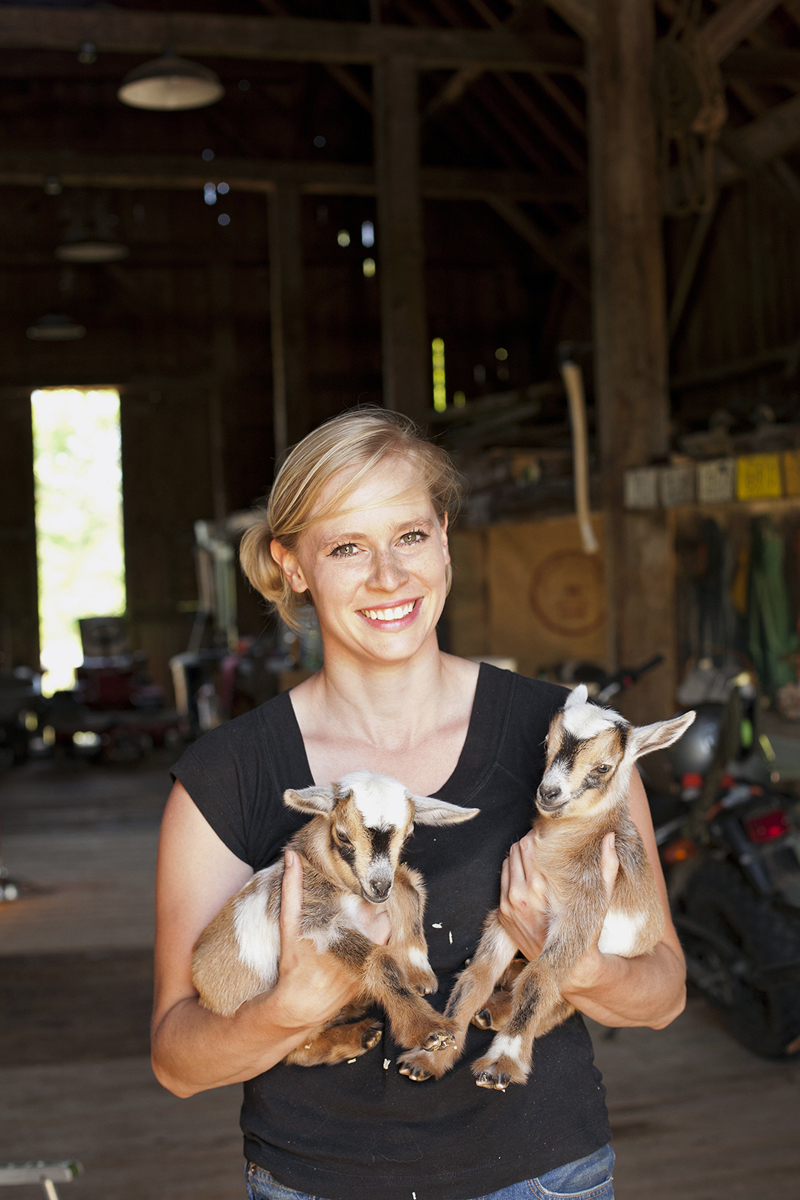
[646,665,800,1058]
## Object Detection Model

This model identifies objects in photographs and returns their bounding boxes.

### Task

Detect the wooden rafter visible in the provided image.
[255,0,373,113]
[0,7,583,71]
[700,0,783,64]
[545,0,597,41]
[0,148,585,204]
[486,196,590,298]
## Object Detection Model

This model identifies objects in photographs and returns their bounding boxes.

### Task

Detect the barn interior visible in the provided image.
[1,1,800,1198]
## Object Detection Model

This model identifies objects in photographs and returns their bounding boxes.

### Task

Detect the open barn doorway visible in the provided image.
[30,387,126,696]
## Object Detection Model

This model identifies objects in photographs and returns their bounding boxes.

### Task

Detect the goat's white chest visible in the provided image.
[597,908,647,957]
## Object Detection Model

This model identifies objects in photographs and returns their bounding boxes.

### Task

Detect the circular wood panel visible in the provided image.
[528,549,605,638]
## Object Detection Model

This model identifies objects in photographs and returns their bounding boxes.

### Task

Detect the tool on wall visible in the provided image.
[558,344,598,555]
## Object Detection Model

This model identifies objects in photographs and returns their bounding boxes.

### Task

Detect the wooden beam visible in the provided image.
[486,196,590,297]
[268,183,307,459]
[0,8,583,71]
[589,0,674,722]
[699,0,782,65]
[663,92,800,210]
[0,149,584,203]
[545,0,598,42]
[374,57,429,422]
[722,47,800,82]
[667,195,721,344]
[255,0,373,112]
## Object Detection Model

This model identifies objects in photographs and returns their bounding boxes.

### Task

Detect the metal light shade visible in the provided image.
[117,52,224,111]
[26,313,86,341]
[56,240,129,263]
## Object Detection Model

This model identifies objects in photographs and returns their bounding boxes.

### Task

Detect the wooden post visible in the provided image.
[0,391,39,670]
[208,259,236,520]
[268,181,307,460]
[589,0,676,722]
[374,56,430,423]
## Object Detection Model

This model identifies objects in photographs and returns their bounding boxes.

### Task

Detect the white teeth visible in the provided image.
[363,602,415,621]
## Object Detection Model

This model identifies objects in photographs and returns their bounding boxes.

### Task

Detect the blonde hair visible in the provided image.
[239,407,462,628]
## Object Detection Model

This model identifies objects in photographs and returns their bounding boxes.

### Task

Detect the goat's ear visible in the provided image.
[410,795,480,826]
[283,785,336,815]
[565,683,589,709]
[628,710,696,760]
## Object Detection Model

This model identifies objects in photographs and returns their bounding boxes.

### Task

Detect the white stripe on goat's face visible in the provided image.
[330,771,415,904]
[538,693,629,820]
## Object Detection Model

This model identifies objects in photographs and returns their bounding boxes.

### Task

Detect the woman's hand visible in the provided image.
[497,829,619,985]
[270,850,391,1033]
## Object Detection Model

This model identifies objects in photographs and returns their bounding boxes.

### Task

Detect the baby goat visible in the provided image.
[399,686,695,1090]
[191,769,479,1066]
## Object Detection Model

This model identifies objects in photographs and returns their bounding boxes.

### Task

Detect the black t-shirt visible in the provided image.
[172,664,611,1200]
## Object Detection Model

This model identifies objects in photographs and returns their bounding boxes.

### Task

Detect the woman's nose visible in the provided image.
[369,549,410,591]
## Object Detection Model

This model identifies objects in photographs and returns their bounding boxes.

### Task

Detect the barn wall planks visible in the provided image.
[447,514,607,679]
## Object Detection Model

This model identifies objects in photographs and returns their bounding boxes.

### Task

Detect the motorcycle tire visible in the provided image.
[679,858,800,1058]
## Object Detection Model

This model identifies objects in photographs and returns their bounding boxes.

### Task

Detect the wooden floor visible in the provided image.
[1,757,798,1200]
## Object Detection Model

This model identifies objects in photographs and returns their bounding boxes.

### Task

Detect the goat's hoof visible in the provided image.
[422,1030,455,1052]
[472,1008,493,1029]
[362,1020,384,1050]
[398,1061,433,1082]
[475,1069,510,1091]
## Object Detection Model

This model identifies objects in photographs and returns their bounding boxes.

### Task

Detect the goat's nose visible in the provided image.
[369,879,392,901]
[538,783,562,804]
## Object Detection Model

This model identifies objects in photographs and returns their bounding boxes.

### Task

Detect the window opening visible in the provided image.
[31,387,125,695]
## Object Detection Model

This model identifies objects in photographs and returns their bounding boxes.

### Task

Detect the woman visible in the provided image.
[152,408,685,1200]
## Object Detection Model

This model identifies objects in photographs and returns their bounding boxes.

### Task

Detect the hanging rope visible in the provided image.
[653,0,728,217]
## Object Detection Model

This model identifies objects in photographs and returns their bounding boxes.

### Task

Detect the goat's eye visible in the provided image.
[336,829,352,845]
[596,764,611,774]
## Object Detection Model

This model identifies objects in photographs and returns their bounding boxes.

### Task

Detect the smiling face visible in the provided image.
[271,456,450,668]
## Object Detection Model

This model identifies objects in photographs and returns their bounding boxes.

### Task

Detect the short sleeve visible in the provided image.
[170,710,266,865]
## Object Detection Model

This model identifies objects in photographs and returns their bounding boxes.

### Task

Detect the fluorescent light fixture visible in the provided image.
[118,49,224,111]
[56,240,129,263]
[26,314,86,341]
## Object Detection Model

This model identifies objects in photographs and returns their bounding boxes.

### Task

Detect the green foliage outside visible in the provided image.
[31,388,126,694]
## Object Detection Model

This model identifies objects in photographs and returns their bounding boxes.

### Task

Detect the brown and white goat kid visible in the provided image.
[191,769,479,1066]
[398,686,695,1090]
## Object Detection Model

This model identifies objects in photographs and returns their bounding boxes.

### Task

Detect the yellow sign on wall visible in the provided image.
[736,454,783,500]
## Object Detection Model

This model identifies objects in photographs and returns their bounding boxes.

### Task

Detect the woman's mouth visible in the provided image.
[358,599,419,628]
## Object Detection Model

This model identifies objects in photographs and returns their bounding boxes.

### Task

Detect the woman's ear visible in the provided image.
[270,539,308,595]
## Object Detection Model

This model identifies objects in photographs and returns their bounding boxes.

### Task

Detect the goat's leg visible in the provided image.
[325,929,456,1054]
[285,1010,384,1066]
[472,884,607,1090]
[398,914,517,1082]
[471,959,568,1090]
[472,956,526,1031]
[388,869,437,996]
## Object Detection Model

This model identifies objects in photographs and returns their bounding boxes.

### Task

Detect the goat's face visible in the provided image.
[284,770,480,903]
[537,686,697,820]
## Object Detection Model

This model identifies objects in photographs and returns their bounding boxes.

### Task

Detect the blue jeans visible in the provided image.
[245,1143,614,1200]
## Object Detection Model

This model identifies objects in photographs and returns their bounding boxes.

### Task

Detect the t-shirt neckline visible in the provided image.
[278,661,497,800]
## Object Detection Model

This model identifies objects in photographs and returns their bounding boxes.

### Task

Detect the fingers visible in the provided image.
[279,848,304,940]
[600,832,619,903]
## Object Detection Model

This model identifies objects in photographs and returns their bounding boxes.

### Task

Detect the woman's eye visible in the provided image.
[330,543,358,558]
[399,530,428,546]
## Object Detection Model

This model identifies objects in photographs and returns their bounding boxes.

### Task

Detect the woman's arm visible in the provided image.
[497,771,686,1029]
[151,782,388,1097]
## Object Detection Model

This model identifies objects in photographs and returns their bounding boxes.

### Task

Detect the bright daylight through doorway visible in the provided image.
[31,387,126,696]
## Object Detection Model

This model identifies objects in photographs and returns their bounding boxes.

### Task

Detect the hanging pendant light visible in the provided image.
[55,238,129,264]
[26,314,86,341]
[117,46,224,111]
